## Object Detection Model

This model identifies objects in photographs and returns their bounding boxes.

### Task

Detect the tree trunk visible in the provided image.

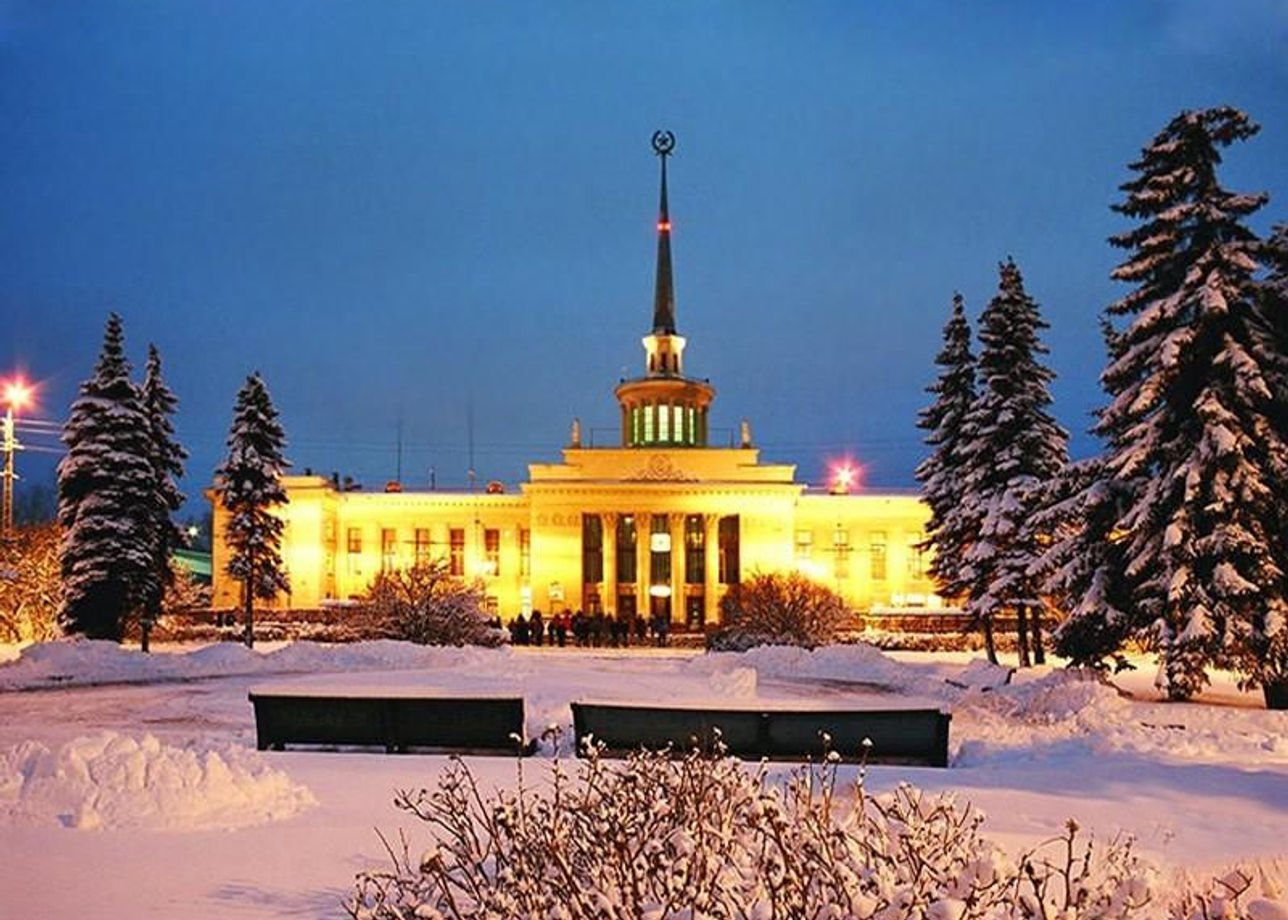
[141,618,151,654]
[1031,607,1046,664]
[1016,605,1032,668]
[243,545,255,649]
[982,615,998,665]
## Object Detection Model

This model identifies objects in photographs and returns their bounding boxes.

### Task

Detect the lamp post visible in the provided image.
[2,379,33,540]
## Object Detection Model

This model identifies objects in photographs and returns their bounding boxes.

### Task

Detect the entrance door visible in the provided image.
[650,593,671,623]
[685,594,704,630]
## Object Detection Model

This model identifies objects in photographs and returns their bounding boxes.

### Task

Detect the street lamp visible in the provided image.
[2,379,34,539]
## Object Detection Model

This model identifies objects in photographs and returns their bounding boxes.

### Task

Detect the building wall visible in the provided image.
[210,457,938,620]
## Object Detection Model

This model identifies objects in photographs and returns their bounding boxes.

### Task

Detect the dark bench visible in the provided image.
[571,701,951,767]
[248,690,527,754]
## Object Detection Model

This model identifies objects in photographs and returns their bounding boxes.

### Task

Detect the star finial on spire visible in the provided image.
[651,130,677,335]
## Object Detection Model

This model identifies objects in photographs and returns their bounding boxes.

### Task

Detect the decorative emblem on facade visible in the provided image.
[629,454,697,482]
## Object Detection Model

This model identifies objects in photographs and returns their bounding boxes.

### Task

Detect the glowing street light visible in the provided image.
[829,461,858,495]
[2,377,35,539]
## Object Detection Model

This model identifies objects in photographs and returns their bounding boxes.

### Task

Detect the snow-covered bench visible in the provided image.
[248,688,526,754]
[570,701,951,767]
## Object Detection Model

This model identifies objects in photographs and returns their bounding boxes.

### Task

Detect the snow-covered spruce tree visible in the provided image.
[1099,107,1286,700]
[57,314,156,641]
[959,259,1068,666]
[1036,456,1136,671]
[915,292,977,603]
[215,372,290,648]
[137,345,187,653]
[1036,321,1137,671]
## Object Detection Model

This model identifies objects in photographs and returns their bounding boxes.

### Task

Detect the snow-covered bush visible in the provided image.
[349,735,1160,920]
[709,571,849,651]
[365,560,502,648]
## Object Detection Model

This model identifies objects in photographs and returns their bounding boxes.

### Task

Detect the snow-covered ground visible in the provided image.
[0,639,1284,918]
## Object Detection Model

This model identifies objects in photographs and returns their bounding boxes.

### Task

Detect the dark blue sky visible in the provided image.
[3,1,1288,504]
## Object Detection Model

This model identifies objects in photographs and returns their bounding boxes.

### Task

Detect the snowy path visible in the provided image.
[0,642,1285,918]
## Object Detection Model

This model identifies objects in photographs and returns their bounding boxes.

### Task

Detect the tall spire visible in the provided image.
[651,130,677,335]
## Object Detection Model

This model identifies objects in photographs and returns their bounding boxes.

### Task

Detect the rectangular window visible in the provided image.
[631,407,641,445]
[519,528,531,577]
[659,403,670,441]
[685,515,705,584]
[414,528,431,566]
[582,514,604,584]
[870,531,887,581]
[650,514,670,586]
[908,539,925,578]
[687,406,696,445]
[346,528,362,554]
[484,528,500,576]
[718,515,740,585]
[795,529,813,563]
[672,405,684,443]
[380,528,397,571]
[833,527,850,580]
[616,515,638,584]
[449,527,465,577]
[643,408,654,443]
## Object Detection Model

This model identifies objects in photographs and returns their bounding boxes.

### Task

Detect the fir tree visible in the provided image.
[57,314,155,640]
[915,292,977,602]
[1037,457,1136,670]
[138,345,187,653]
[1038,321,1136,671]
[1098,107,1285,700]
[215,372,290,648]
[959,259,1069,666]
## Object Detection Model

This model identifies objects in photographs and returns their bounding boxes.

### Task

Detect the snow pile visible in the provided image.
[0,638,510,690]
[0,731,315,830]
[705,663,757,698]
[690,642,942,696]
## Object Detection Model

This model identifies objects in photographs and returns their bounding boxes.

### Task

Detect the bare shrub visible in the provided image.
[366,560,502,647]
[349,734,1165,920]
[711,570,849,651]
[0,523,62,642]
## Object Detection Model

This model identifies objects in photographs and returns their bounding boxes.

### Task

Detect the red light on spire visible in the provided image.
[657,220,671,232]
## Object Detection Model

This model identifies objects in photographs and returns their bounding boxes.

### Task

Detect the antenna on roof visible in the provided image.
[467,393,476,492]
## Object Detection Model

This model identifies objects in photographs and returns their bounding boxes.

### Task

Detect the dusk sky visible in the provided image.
[4,1,1288,504]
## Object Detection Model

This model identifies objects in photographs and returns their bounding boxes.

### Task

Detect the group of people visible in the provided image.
[507,609,671,648]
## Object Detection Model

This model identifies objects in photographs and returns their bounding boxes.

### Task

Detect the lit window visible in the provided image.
[414,528,431,566]
[643,406,654,442]
[795,529,813,563]
[834,527,851,580]
[449,528,465,577]
[687,407,696,444]
[908,539,926,577]
[870,532,887,581]
[659,403,670,441]
[484,528,500,576]
[672,405,683,443]
[685,515,704,584]
[381,528,397,571]
[719,516,740,585]
[519,528,531,577]
[346,528,362,554]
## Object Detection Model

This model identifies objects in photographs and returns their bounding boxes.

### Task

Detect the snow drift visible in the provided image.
[0,637,508,691]
[0,731,315,830]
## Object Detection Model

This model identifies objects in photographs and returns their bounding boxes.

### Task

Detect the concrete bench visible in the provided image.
[570,701,951,767]
[248,689,526,754]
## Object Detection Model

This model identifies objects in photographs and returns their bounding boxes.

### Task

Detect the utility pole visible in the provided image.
[2,380,32,541]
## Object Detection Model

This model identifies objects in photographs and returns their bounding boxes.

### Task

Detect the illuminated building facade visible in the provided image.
[210,134,938,623]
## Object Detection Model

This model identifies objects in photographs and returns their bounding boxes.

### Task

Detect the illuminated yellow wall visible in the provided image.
[210,451,937,621]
